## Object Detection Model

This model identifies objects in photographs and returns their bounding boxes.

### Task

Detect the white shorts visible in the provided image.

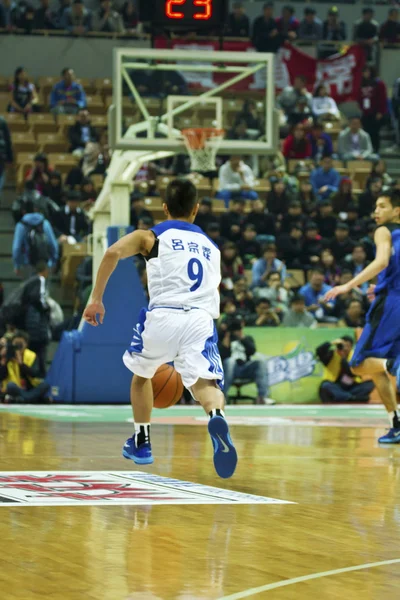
[123,308,224,389]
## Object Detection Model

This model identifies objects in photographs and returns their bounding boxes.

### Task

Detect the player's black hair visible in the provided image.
[383,189,400,209]
[165,178,198,218]
[342,335,355,345]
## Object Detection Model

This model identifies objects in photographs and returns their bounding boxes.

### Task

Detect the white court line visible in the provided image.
[217,558,400,599]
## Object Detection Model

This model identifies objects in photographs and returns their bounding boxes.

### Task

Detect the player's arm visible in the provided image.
[83,230,155,326]
[324,227,391,301]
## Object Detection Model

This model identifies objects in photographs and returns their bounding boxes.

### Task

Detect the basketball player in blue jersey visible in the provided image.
[83,178,237,478]
[325,189,400,443]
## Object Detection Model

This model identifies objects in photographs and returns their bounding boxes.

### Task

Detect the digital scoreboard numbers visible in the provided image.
[139,0,228,31]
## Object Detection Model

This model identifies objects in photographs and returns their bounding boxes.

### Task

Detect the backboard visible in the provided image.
[109,47,278,156]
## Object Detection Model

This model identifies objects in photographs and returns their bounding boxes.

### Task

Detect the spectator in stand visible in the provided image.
[310,155,341,202]
[338,116,377,162]
[301,222,324,269]
[68,109,99,155]
[66,141,107,188]
[392,76,400,151]
[286,97,313,129]
[80,176,97,208]
[353,8,379,61]
[280,200,306,234]
[194,197,218,232]
[217,156,258,208]
[298,7,323,41]
[311,85,340,122]
[93,0,124,33]
[254,271,290,317]
[266,178,291,218]
[252,2,284,54]
[252,243,286,287]
[231,277,255,319]
[366,160,392,190]
[50,68,87,115]
[282,123,313,160]
[276,5,299,40]
[55,0,71,28]
[333,269,370,319]
[316,200,338,239]
[206,222,225,250]
[234,100,262,133]
[356,66,388,154]
[8,67,39,115]
[298,179,317,217]
[343,243,370,293]
[326,222,354,263]
[121,0,140,33]
[308,123,333,162]
[62,0,91,34]
[278,75,312,119]
[226,1,249,37]
[379,8,400,45]
[338,299,366,328]
[0,0,18,28]
[331,177,354,215]
[25,153,52,195]
[34,0,55,28]
[361,223,376,262]
[282,294,317,328]
[319,248,341,287]
[245,198,276,242]
[0,330,50,403]
[221,242,244,291]
[322,6,347,42]
[220,198,246,243]
[54,191,89,243]
[299,268,334,321]
[227,120,250,142]
[358,177,383,219]
[277,224,303,269]
[0,116,13,198]
[43,171,64,208]
[237,224,261,269]
[12,198,58,276]
[345,204,365,241]
[246,298,280,327]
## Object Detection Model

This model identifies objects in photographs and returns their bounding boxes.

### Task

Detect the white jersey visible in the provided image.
[145,220,221,318]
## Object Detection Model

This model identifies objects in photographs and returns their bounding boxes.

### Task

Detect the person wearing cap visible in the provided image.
[337,116,377,162]
[325,222,354,263]
[53,190,90,243]
[226,1,250,37]
[322,6,346,41]
[50,67,87,115]
[379,8,400,45]
[298,7,323,41]
[61,0,92,34]
[310,155,341,202]
[353,8,379,60]
[252,3,284,54]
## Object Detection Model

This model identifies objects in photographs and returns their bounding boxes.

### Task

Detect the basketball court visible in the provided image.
[1,404,400,599]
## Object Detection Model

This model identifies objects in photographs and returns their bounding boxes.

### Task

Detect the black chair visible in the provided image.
[228,378,256,404]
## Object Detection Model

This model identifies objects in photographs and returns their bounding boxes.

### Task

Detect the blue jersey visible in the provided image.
[375,223,400,295]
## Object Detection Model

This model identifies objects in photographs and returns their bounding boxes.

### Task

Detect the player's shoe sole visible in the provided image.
[122,437,154,464]
[208,416,237,479]
[378,428,400,444]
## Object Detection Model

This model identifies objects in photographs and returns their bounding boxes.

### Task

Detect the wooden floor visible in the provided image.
[1,412,400,599]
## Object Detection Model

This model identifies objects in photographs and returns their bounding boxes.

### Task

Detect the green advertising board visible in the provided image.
[244,327,353,404]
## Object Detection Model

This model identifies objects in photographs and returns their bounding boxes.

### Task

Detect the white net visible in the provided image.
[182,128,224,172]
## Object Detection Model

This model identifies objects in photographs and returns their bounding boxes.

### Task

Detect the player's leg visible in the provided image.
[122,375,154,465]
[352,359,400,443]
[191,378,237,479]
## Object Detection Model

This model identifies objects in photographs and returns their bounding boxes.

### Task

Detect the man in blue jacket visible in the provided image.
[310,155,341,202]
[50,67,87,115]
[12,200,59,276]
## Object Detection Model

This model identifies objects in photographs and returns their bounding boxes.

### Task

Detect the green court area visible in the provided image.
[0,404,389,424]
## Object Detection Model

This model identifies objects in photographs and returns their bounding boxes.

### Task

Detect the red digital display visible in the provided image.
[165,0,213,21]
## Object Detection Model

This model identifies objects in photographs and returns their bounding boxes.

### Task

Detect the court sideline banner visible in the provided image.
[154,39,365,104]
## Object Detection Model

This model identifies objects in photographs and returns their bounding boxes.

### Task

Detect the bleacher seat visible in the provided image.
[0,76,9,93]
[37,133,69,154]
[91,115,108,129]
[286,269,305,289]
[12,131,37,154]
[85,95,105,115]
[29,113,58,135]
[75,78,96,95]
[95,78,113,98]
[0,92,9,112]
[37,76,58,99]
[48,153,79,175]
[4,113,29,133]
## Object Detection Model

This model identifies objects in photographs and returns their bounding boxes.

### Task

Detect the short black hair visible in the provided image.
[380,189,400,208]
[35,260,48,274]
[311,267,325,276]
[12,330,30,344]
[291,294,305,305]
[165,178,197,218]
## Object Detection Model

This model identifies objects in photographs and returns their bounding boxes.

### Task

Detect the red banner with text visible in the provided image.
[154,38,366,103]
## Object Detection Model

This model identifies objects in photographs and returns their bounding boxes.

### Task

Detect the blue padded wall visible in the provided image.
[47,226,148,403]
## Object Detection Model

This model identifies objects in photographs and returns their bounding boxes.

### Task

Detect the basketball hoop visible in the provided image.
[182,127,224,173]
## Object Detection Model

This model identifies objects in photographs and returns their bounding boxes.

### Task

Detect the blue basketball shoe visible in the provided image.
[122,436,154,464]
[208,416,237,479]
[378,428,400,444]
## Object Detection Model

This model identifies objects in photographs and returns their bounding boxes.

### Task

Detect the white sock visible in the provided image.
[383,359,388,372]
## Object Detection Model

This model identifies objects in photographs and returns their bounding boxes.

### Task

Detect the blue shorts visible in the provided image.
[351,293,400,367]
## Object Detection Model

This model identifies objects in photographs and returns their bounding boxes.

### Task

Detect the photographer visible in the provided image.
[219,318,275,405]
[316,336,374,403]
[0,331,50,403]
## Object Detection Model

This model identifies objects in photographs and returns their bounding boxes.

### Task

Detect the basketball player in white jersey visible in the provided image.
[83,179,237,478]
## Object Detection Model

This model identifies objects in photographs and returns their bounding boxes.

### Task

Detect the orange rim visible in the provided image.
[182,128,225,150]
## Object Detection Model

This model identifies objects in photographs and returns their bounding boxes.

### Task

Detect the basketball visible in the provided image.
[152,364,184,409]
